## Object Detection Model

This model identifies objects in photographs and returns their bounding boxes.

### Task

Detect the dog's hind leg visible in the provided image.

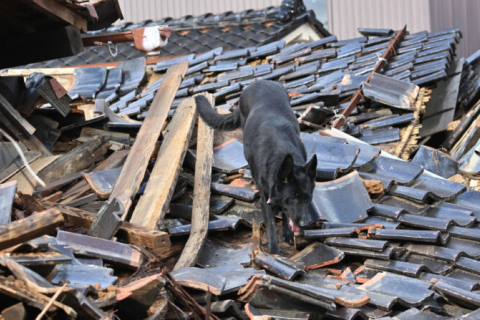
[261,199,280,254]
[282,212,294,244]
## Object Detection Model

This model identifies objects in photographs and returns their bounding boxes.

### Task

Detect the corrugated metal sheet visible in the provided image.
[116,0,282,24]
[326,0,480,57]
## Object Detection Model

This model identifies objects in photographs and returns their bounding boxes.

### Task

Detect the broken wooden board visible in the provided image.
[37,77,71,117]
[78,127,131,145]
[7,156,59,195]
[33,170,86,198]
[106,61,189,216]
[0,208,64,251]
[0,277,76,317]
[130,96,197,228]
[0,181,17,225]
[37,136,111,185]
[0,93,35,136]
[0,151,41,184]
[175,93,214,270]
[0,109,51,156]
[47,202,170,249]
[59,149,129,203]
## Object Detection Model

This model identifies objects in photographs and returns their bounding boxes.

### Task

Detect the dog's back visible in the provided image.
[194,80,317,254]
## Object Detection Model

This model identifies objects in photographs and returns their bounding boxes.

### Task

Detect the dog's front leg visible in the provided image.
[282,212,294,244]
[261,198,279,254]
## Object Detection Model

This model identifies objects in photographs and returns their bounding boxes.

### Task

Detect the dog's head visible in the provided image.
[268,154,317,229]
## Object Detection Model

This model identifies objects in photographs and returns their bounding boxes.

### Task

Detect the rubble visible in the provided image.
[2,1,480,319]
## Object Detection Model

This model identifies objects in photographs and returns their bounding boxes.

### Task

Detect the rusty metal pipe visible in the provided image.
[332,25,407,129]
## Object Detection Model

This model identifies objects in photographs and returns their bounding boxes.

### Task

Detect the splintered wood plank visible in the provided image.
[0,93,36,136]
[130,97,197,228]
[8,156,59,195]
[0,208,64,251]
[36,78,71,117]
[46,202,171,249]
[79,127,131,144]
[37,136,111,185]
[174,94,214,270]
[107,61,189,216]
[59,149,129,203]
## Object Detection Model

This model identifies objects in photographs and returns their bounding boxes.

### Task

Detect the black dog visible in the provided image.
[195,80,317,253]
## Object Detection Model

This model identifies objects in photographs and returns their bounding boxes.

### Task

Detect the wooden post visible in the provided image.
[37,136,111,185]
[175,94,214,270]
[130,97,197,228]
[106,61,189,216]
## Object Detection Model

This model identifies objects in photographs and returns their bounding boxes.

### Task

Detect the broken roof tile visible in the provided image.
[359,272,433,307]
[310,171,372,223]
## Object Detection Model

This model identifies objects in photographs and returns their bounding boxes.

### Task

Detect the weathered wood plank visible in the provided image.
[36,77,71,117]
[174,94,214,270]
[107,61,189,216]
[0,208,64,251]
[130,97,197,228]
[0,181,17,226]
[8,156,59,195]
[33,170,86,198]
[0,151,41,184]
[0,93,35,136]
[79,127,131,144]
[46,202,171,249]
[37,136,111,185]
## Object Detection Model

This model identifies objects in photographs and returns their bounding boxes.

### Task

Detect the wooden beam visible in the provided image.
[174,94,214,270]
[46,202,171,249]
[0,208,64,251]
[130,97,197,228]
[37,136,111,185]
[106,61,189,216]
[22,0,88,32]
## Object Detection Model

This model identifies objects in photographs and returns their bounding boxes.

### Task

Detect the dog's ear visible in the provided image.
[278,154,294,182]
[305,154,317,178]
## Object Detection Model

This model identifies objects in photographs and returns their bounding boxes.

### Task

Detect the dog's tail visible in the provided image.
[194,95,242,131]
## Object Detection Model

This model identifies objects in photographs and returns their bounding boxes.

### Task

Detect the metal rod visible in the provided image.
[332,25,408,129]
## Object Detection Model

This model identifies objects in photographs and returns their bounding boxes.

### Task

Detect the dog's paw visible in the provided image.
[282,231,294,244]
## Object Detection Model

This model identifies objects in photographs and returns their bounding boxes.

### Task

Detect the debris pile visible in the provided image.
[2,14,480,320]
